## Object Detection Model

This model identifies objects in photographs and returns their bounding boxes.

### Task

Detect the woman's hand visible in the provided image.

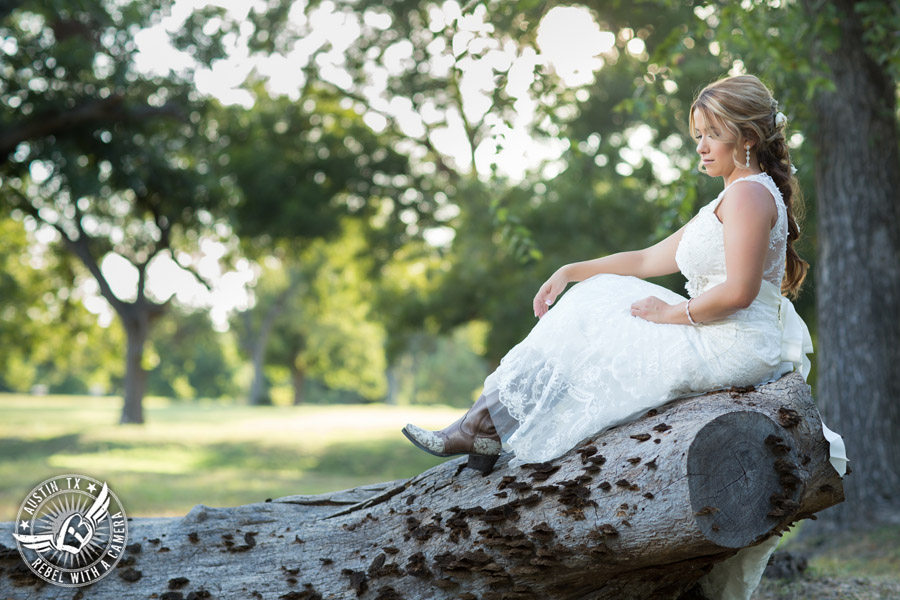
[630,296,675,324]
[533,269,569,319]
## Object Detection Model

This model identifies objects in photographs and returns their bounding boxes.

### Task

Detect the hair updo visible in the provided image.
[689,74,808,300]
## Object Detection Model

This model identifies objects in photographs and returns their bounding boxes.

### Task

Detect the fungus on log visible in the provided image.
[0,372,844,599]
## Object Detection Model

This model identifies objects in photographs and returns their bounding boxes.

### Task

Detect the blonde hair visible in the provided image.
[689,74,809,300]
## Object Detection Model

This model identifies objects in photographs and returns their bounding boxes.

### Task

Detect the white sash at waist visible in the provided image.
[752,278,847,477]
[754,279,813,380]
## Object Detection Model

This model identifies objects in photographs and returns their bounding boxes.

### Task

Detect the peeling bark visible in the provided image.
[0,373,843,599]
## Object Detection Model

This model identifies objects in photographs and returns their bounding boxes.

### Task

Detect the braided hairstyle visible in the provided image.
[689,74,809,300]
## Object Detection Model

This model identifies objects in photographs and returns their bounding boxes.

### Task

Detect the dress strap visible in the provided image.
[721,172,780,198]
[710,172,783,219]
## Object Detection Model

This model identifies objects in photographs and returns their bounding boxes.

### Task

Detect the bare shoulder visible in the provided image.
[715,180,777,228]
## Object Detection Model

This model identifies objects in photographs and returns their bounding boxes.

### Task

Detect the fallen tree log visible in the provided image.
[0,372,844,600]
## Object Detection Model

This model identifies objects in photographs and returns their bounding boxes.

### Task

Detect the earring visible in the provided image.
[745,145,751,168]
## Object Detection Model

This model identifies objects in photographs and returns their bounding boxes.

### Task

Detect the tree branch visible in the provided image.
[132,256,169,321]
[11,187,127,315]
[0,96,185,164]
[168,250,215,292]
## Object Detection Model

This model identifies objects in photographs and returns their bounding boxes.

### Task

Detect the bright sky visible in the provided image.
[132,0,625,180]
[77,0,687,330]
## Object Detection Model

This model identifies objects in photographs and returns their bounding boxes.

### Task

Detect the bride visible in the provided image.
[401,74,846,598]
[403,73,817,471]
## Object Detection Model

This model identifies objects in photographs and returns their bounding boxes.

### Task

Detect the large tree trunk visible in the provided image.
[802,0,900,530]
[0,373,843,599]
[116,295,167,425]
[291,360,306,405]
[249,336,272,406]
[245,278,304,406]
[119,309,152,424]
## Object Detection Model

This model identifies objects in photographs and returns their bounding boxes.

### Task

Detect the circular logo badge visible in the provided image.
[12,474,127,587]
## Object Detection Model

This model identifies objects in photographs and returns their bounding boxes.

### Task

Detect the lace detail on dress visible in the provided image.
[481,275,717,465]
[481,273,781,467]
[675,172,787,298]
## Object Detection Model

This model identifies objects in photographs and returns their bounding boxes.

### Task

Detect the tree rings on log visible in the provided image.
[687,411,802,548]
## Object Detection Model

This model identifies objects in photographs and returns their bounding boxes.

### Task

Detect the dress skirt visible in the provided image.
[483,273,789,469]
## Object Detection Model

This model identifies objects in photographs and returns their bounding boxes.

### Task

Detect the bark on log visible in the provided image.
[0,372,844,600]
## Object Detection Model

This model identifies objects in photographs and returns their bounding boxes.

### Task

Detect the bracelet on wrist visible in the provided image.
[685,298,698,325]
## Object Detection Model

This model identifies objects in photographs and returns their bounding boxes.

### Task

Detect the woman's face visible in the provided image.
[692,108,738,179]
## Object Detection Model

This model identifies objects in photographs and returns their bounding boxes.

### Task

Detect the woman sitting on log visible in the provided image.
[402,72,848,600]
[402,73,842,476]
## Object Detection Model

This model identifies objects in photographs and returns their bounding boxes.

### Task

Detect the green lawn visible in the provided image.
[0,393,463,519]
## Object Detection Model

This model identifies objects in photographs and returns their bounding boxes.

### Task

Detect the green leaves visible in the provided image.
[855,0,900,79]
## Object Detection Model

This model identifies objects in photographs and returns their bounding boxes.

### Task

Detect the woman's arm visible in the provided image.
[560,249,645,282]
[533,250,646,318]
[641,181,777,325]
[567,217,698,282]
[533,217,697,318]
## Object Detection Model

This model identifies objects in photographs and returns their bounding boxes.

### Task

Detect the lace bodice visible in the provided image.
[675,172,788,299]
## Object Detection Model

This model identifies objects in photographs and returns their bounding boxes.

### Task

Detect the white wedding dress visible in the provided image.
[480,172,847,600]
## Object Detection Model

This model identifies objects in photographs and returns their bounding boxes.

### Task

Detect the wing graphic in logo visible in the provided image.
[12,530,55,553]
[83,481,111,529]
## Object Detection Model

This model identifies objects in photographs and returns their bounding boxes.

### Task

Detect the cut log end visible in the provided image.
[687,411,802,548]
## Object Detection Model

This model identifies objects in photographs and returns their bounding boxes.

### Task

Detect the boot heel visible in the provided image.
[466,453,499,474]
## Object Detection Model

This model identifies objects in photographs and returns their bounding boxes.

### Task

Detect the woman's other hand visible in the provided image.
[630,296,673,323]
[533,269,569,319]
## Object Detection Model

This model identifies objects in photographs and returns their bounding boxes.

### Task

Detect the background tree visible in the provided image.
[145,308,241,401]
[218,87,411,404]
[0,214,123,394]
[793,0,900,531]
[233,248,388,405]
[232,257,307,406]
[0,0,237,423]
[265,221,387,406]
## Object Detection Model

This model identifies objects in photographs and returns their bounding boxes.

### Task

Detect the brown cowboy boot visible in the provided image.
[402,393,502,474]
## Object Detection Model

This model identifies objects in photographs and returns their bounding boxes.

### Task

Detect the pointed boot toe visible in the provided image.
[402,423,451,457]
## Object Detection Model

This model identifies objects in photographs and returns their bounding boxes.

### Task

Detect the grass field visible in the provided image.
[0,393,462,520]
